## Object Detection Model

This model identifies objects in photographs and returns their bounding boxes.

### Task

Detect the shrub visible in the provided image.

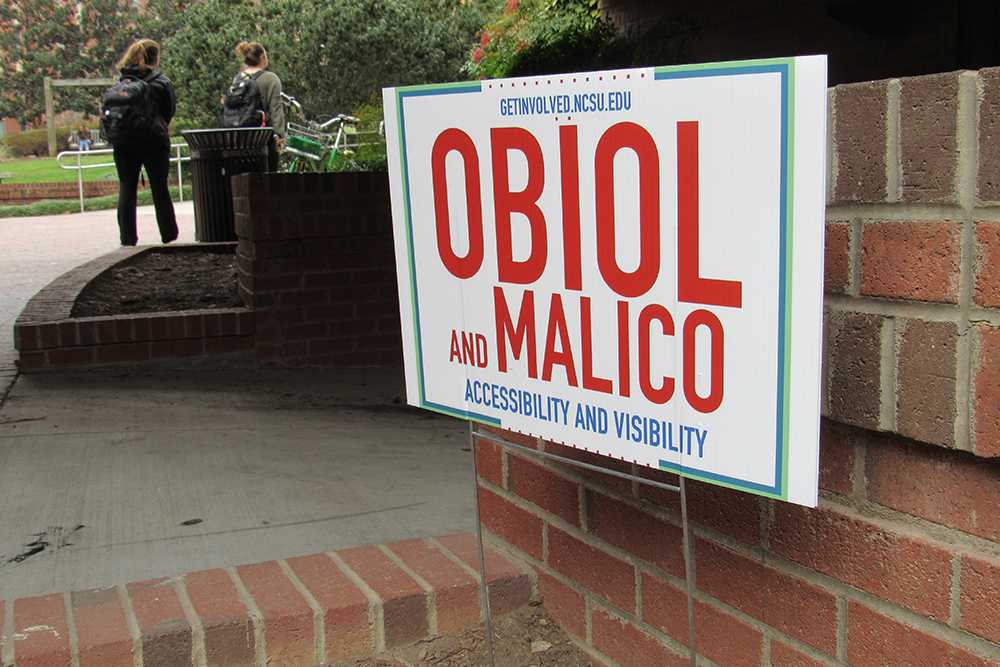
[465,0,618,79]
[465,0,695,79]
[3,128,74,157]
[331,96,388,172]
[165,0,487,128]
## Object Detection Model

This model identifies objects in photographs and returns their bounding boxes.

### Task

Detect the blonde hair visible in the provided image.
[235,41,267,67]
[117,39,160,71]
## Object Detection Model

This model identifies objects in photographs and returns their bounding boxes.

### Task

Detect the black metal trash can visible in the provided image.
[182,128,274,242]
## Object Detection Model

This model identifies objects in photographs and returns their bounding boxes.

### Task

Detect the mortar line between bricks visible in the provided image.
[327,552,385,653]
[426,537,481,583]
[761,634,771,667]
[968,307,1000,325]
[846,440,867,502]
[886,79,901,203]
[950,554,963,628]
[226,567,266,667]
[830,203,1000,220]
[824,294,967,321]
[378,544,438,636]
[848,217,862,297]
[64,591,80,667]
[116,583,144,667]
[827,87,837,205]
[879,317,896,431]
[850,497,1000,560]
[826,203,969,219]
[836,596,848,662]
[277,560,325,666]
[633,560,642,619]
[173,577,208,667]
[957,71,979,453]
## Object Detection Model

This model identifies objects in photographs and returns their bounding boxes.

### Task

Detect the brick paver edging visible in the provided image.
[0,533,535,667]
[13,244,256,371]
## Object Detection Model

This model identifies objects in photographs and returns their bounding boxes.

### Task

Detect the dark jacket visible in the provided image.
[119,65,176,145]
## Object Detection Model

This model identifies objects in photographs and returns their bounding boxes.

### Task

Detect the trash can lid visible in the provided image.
[181,127,274,150]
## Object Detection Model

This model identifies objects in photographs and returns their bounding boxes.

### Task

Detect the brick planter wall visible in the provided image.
[14,245,255,371]
[476,68,1000,666]
[232,171,402,368]
[0,533,534,667]
[0,181,134,203]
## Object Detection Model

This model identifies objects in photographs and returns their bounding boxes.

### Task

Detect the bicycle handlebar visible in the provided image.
[317,114,361,130]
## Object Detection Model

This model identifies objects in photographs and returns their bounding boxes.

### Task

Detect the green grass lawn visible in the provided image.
[0,138,188,184]
[0,155,119,183]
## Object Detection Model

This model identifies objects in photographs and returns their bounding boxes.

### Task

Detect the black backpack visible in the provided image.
[221,71,266,128]
[100,73,161,145]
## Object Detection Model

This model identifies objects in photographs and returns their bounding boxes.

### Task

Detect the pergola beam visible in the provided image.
[44,77,116,156]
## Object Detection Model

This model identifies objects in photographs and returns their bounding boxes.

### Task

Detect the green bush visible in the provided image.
[169,117,205,134]
[465,0,694,79]
[331,96,388,172]
[3,128,74,157]
[165,0,487,128]
[466,0,617,79]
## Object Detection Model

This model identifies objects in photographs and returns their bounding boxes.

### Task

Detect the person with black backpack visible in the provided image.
[101,39,178,246]
[221,41,285,170]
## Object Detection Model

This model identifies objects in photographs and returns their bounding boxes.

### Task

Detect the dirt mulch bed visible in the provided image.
[340,603,597,667]
[72,249,242,317]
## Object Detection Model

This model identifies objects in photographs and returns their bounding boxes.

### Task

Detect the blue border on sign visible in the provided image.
[653,62,790,497]
[396,61,792,495]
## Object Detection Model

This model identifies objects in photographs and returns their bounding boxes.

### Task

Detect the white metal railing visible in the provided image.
[56,142,190,213]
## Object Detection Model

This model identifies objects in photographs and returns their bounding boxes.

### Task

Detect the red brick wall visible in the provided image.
[0,181,133,203]
[232,172,402,368]
[477,68,1000,666]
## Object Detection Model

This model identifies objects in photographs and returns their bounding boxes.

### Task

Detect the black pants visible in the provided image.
[113,143,178,246]
[267,136,279,172]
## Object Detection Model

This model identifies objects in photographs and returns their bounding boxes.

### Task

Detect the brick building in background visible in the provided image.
[466,3,1000,666]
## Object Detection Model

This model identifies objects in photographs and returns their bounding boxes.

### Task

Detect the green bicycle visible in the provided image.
[280,94,382,172]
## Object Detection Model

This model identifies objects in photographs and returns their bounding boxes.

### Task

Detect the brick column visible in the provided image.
[232,172,402,368]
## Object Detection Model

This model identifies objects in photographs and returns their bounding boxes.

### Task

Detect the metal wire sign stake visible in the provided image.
[469,424,698,666]
[382,55,827,667]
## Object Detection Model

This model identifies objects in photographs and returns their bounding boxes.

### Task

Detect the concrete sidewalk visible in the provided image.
[0,202,195,379]
[0,366,473,600]
[0,202,477,603]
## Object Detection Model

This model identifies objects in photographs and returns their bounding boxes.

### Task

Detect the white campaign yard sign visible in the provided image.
[383,56,826,507]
